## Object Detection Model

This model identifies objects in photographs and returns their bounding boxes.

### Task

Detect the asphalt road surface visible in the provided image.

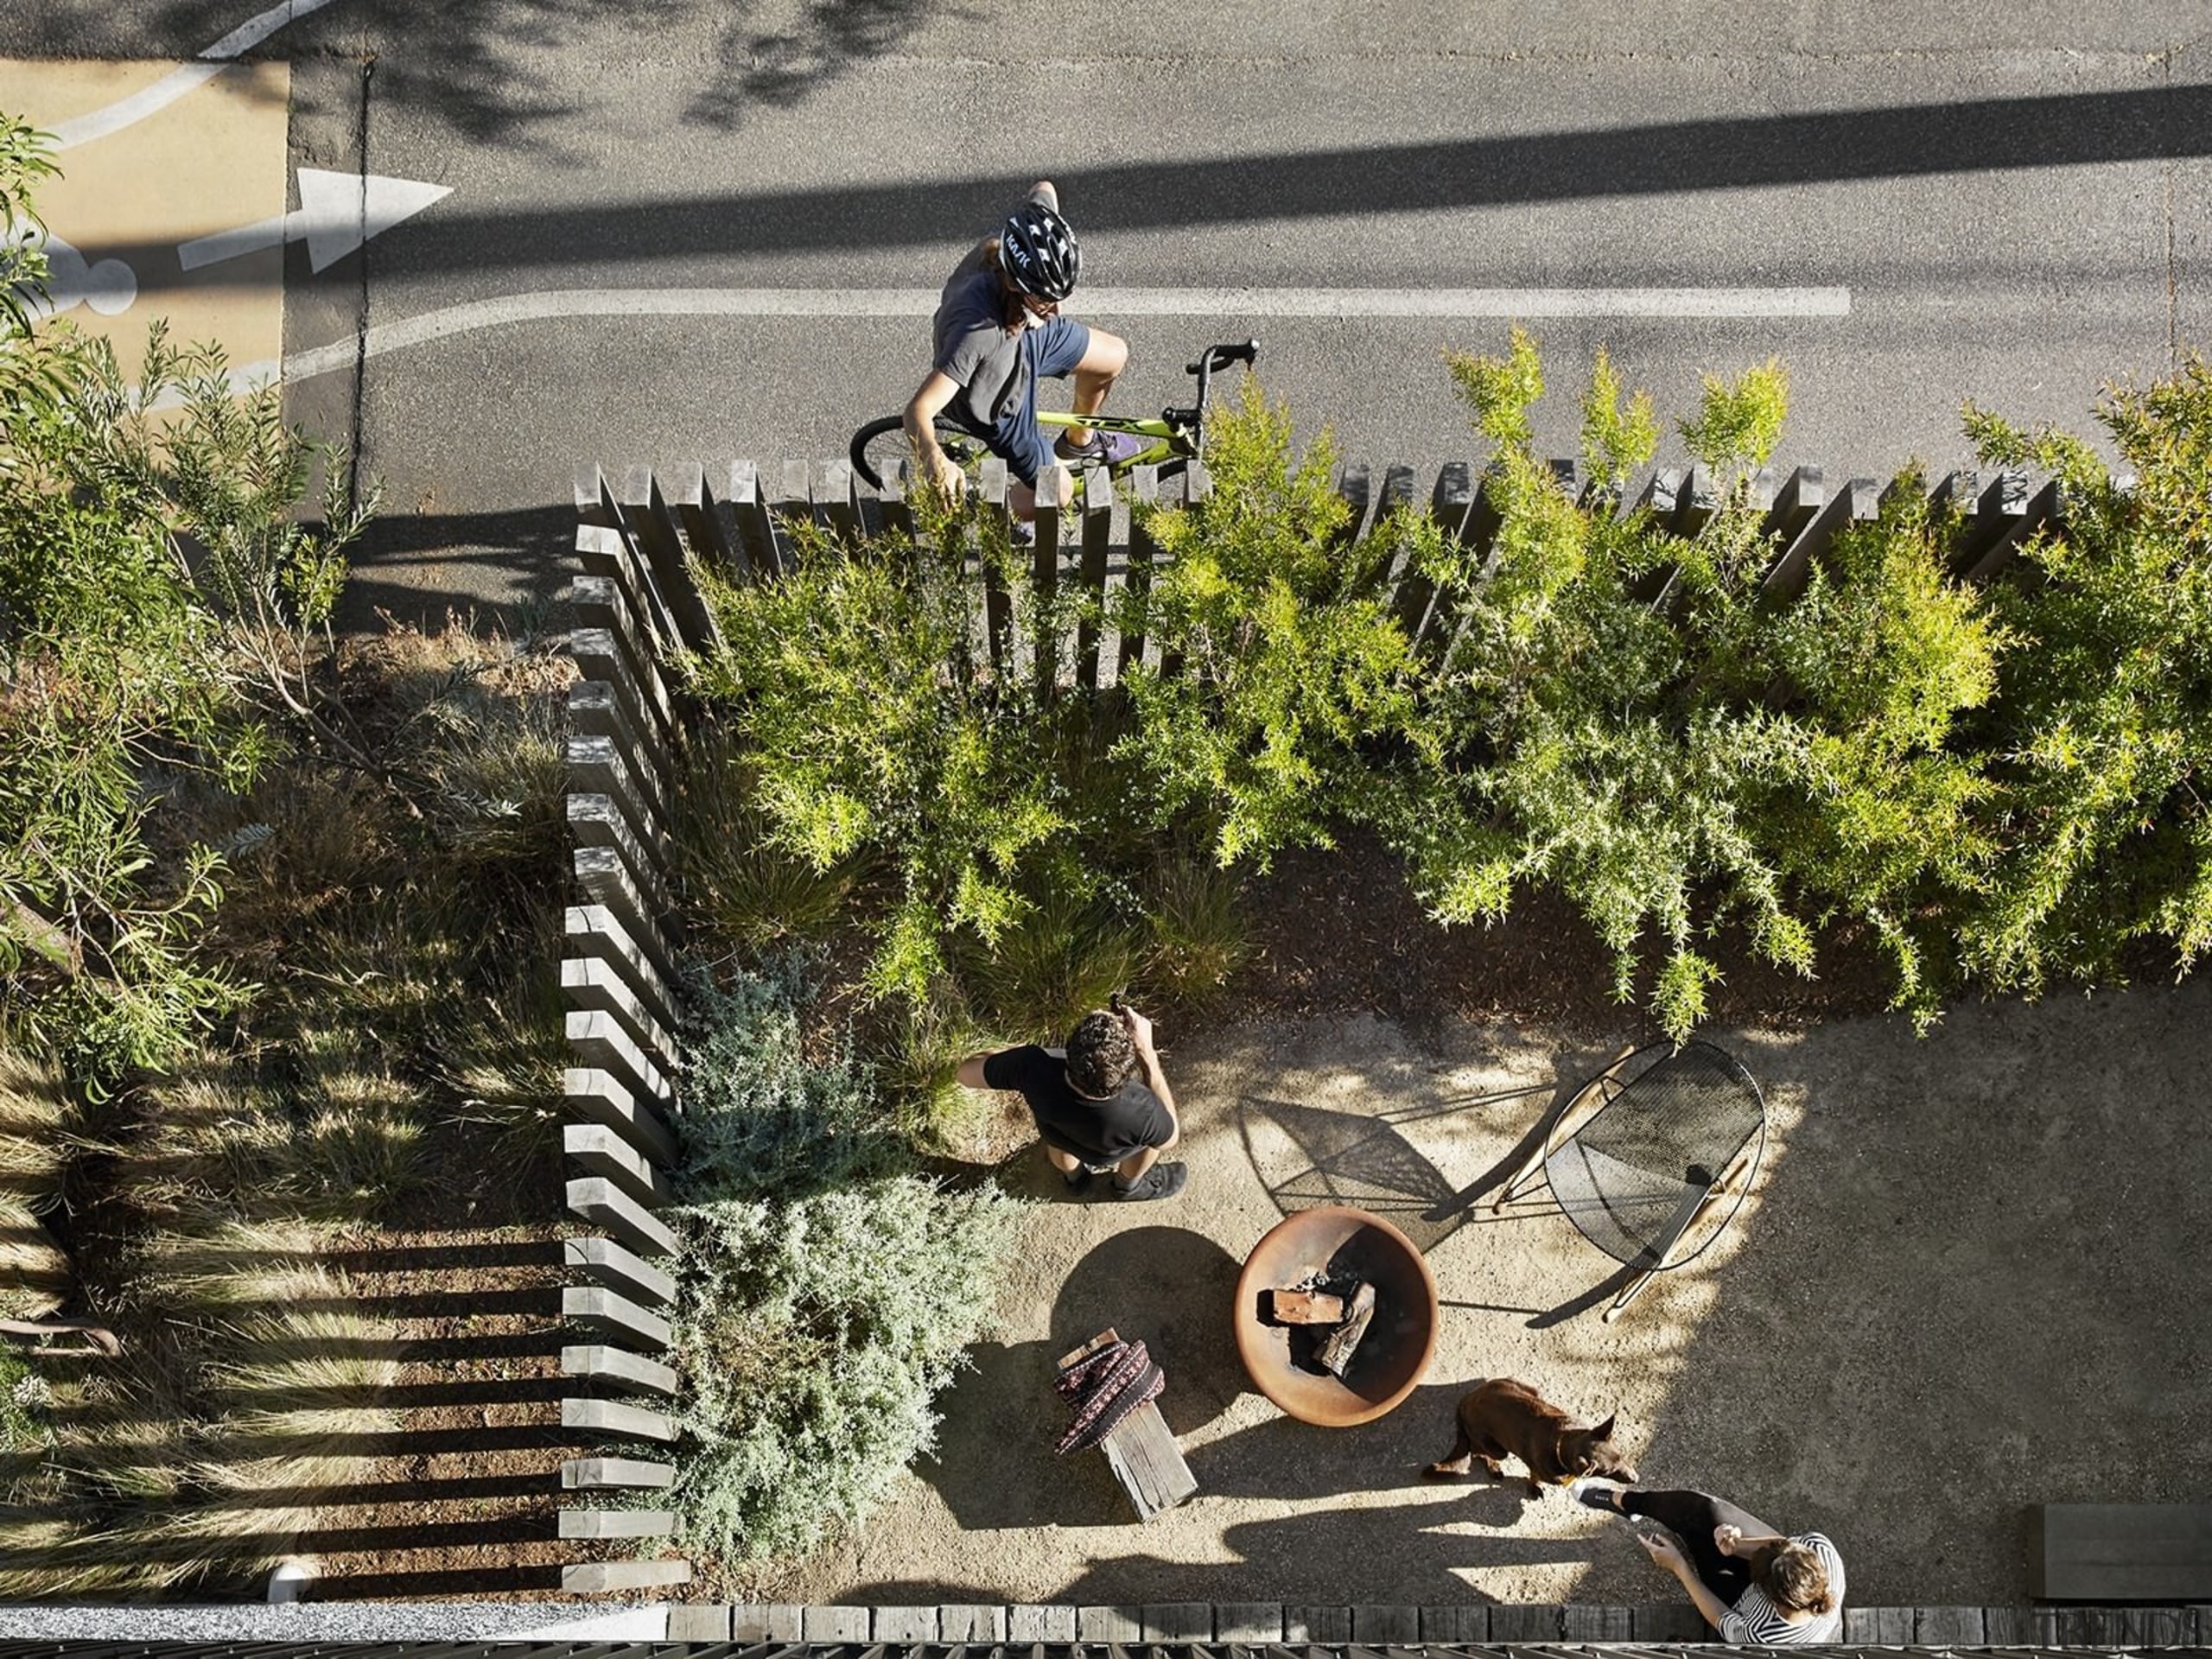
[8,2,2209,621]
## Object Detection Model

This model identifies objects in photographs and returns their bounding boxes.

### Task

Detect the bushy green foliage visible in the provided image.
[1119,383,1424,870]
[1756,477,2003,1015]
[1959,358,2212,990]
[667,963,1020,1564]
[0,127,373,1087]
[683,520,1076,1002]
[1387,327,2005,1036]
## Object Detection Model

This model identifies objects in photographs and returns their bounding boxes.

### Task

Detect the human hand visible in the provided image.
[1120,1004,1154,1052]
[1714,1523,1742,1558]
[927,450,967,502]
[1637,1530,1687,1571]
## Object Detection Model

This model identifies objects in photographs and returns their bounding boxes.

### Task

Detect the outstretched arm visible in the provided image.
[906,371,967,500]
[1640,1532,1732,1633]
[955,1052,995,1090]
[1121,1006,1180,1150]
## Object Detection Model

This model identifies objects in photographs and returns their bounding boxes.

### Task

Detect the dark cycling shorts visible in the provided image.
[951,316,1090,488]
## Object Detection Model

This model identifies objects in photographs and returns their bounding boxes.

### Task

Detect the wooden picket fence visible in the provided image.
[548,448,2055,1592]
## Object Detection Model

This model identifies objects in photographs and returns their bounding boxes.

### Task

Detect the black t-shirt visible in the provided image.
[982,1044,1173,1166]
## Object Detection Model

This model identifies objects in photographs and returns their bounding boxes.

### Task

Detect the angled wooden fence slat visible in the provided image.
[1077,467,1114,692]
[571,846,683,990]
[1331,461,1372,552]
[577,470,683,658]
[1762,474,1879,605]
[1962,475,2061,585]
[568,1009,677,1114]
[979,459,1014,677]
[1760,463,1825,569]
[565,903,684,1045]
[564,1236,677,1307]
[1953,468,2030,573]
[558,1509,677,1540]
[563,956,680,1080]
[568,583,681,760]
[725,460,777,580]
[1675,463,1720,538]
[815,459,861,543]
[1034,462,1067,696]
[1357,462,1418,604]
[563,1342,679,1396]
[665,461,736,579]
[562,1284,673,1348]
[1119,465,1162,684]
[1159,463,1211,682]
[1402,461,1471,661]
[620,465,721,653]
[564,1065,678,1170]
[567,682,672,823]
[772,460,813,564]
[563,1396,680,1443]
[565,1181,679,1262]
[564,1124,677,1209]
[565,801,673,939]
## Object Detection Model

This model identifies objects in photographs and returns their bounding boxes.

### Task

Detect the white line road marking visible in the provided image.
[178,171,454,274]
[204,283,1851,396]
[50,0,344,150]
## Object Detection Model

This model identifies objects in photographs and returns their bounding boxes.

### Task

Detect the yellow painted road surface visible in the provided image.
[0,58,288,385]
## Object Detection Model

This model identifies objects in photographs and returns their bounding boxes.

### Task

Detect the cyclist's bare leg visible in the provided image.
[1061,327,1128,449]
[1008,469,1075,522]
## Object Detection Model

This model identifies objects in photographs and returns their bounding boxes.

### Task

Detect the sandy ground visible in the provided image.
[770,978,2212,1611]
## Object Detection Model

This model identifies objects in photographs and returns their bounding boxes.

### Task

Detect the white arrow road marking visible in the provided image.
[177,170,453,274]
[181,283,1851,399]
[50,0,345,150]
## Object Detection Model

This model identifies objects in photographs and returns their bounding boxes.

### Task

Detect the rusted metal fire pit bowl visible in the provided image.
[1233,1205,1440,1427]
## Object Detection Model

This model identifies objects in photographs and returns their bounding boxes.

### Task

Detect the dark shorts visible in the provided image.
[991,317,1090,486]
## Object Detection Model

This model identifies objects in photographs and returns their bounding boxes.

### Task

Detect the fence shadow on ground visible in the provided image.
[10,1228,580,1599]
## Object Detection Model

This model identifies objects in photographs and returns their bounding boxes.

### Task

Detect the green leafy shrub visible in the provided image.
[683,520,1077,1003]
[674,715,860,945]
[666,963,1021,1565]
[1389,328,2008,1036]
[1119,382,1423,869]
[1960,358,2212,990]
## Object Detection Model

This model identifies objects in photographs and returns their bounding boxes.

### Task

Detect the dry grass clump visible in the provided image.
[0,1048,77,1319]
[0,1188,400,1594]
[2,612,573,1597]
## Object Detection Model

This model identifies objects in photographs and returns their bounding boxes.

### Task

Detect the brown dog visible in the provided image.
[1423,1376,1637,1497]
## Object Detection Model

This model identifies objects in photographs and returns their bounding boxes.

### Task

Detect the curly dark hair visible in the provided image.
[1064,1011,1135,1097]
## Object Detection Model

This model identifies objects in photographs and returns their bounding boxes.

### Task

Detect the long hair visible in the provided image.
[978,235,1026,332]
[1749,1541,1835,1616]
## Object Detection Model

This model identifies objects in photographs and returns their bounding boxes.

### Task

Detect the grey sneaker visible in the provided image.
[1112,1161,1188,1202]
[1053,429,1146,467]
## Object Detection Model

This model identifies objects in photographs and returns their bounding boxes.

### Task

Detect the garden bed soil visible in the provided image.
[734,957,2212,1613]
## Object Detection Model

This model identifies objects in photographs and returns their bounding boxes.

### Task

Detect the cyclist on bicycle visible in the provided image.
[904,180,1143,516]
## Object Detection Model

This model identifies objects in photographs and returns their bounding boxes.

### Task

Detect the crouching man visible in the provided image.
[958,1002,1186,1202]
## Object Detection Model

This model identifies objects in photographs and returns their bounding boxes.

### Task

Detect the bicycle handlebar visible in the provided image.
[1186,340,1261,378]
[1166,340,1260,430]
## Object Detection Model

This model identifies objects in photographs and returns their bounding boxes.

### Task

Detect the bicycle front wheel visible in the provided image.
[850,415,984,491]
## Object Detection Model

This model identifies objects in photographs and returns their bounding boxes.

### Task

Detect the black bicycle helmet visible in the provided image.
[1000,200,1080,301]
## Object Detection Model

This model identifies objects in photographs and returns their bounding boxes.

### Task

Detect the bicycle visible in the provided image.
[849,339,1260,499]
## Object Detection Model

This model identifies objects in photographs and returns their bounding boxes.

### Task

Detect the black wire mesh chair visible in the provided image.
[1493,1039,1768,1321]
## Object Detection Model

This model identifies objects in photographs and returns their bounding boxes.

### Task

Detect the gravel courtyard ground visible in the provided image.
[758,976,2212,1612]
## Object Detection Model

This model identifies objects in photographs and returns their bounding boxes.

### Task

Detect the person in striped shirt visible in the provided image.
[1571,1478,1846,1643]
